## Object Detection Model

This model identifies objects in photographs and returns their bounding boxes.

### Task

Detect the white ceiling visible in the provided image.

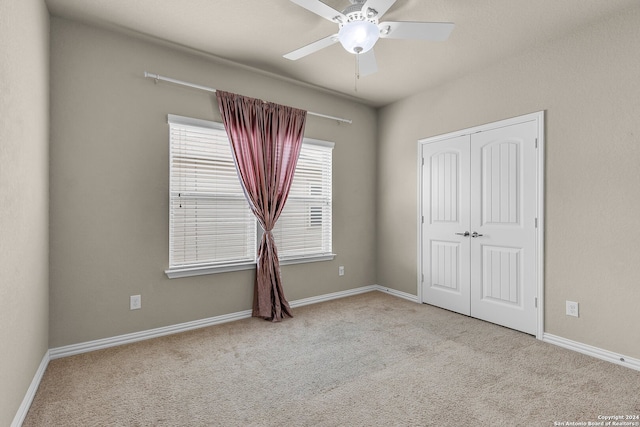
[45,0,638,107]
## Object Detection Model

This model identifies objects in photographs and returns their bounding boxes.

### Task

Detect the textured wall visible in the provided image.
[0,0,50,424]
[377,5,640,358]
[48,18,377,348]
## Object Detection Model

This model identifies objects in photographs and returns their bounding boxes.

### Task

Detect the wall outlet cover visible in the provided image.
[566,300,579,317]
[130,295,141,310]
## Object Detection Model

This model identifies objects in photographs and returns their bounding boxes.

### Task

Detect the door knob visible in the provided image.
[471,232,483,238]
[455,231,470,237]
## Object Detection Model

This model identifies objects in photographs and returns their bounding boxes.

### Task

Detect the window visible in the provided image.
[272,139,334,262]
[167,115,257,277]
[166,115,334,278]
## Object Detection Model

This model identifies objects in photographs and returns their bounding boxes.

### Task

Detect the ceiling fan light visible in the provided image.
[338,20,380,54]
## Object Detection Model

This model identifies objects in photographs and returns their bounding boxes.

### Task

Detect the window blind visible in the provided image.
[168,115,256,268]
[273,139,334,260]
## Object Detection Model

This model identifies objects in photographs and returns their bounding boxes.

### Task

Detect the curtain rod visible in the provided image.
[143,72,353,125]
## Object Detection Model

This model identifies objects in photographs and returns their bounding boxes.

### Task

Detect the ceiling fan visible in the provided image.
[283,0,454,77]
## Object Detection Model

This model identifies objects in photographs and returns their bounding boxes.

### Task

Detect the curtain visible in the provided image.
[216,90,307,321]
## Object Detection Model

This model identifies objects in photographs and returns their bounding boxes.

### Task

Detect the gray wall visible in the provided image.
[377,5,640,358]
[49,18,378,348]
[0,0,50,425]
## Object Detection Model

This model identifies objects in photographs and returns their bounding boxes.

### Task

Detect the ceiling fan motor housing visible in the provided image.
[339,3,380,25]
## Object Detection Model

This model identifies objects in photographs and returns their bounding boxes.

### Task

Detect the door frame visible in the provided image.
[417,111,545,340]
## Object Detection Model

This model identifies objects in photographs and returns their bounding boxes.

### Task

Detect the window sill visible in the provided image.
[165,262,256,279]
[279,253,336,266]
[165,254,336,279]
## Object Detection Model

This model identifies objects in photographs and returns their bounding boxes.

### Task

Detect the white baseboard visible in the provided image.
[290,285,380,308]
[50,285,381,360]
[11,350,50,427]
[543,333,640,372]
[374,285,419,303]
[49,308,253,360]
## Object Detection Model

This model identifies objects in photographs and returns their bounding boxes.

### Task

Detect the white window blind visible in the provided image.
[273,139,334,260]
[168,115,256,270]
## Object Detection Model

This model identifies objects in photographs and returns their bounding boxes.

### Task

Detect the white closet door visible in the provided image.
[420,116,540,335]
[421,135,471,315]
[469,120,538,335]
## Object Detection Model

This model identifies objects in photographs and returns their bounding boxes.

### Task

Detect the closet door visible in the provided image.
[469,120,538,335]
[420,115,541,335]
[421,135,471,315]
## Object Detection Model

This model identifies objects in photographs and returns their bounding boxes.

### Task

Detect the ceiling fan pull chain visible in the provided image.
[354,47,362,92]
[355,53,358,92]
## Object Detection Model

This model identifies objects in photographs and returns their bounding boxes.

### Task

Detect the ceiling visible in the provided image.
[45,0,638,107]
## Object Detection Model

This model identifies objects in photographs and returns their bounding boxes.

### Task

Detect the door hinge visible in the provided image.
[422,157,425,166]
[535,297,538,308]
[422,216,424,224]
[535,138,538,148]
[421,273,424,282]
[535,218,538,228]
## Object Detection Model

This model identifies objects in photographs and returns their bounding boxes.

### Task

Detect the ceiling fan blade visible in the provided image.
[289,0,346,23]
[358,49,378,77]
[362,0,397,20]
[379,21,454,41]
[283,34,339,60]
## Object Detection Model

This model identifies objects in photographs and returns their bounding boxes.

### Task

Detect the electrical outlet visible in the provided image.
[338,266,345,276]
[130,295,141,310]
[566,300,579,317]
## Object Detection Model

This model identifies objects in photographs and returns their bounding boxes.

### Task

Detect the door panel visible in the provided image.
[422,135,470,315]
[470,121,537,335]
[482,245,521,305]
[431,151,460,223]
[482,141,520,225]
[430,240,461,291]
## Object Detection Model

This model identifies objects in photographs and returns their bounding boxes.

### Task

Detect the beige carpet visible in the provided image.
[24,291,640,426]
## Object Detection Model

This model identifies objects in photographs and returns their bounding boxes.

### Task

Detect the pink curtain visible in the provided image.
[216,90,307,321]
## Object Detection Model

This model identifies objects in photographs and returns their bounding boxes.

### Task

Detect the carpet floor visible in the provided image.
[24,291,640,426]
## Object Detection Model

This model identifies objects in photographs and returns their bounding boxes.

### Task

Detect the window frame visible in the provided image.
[165,115,335,279]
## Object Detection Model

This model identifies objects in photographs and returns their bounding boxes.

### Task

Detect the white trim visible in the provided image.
[50,285,379,359]
[417,111,545,339]
[375,285,420,303]
[535,111,545,340]
[290,285,380,308]
[416,143,424,305]
[417,111,543,145]
[49,309,253,360]
[543,333,640,372]
[302,138,335,149]
[280,254,336,266]
[166,254,337,278]
[165,262,256,279]
[11,350,50,427]
[167,113,225,130]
